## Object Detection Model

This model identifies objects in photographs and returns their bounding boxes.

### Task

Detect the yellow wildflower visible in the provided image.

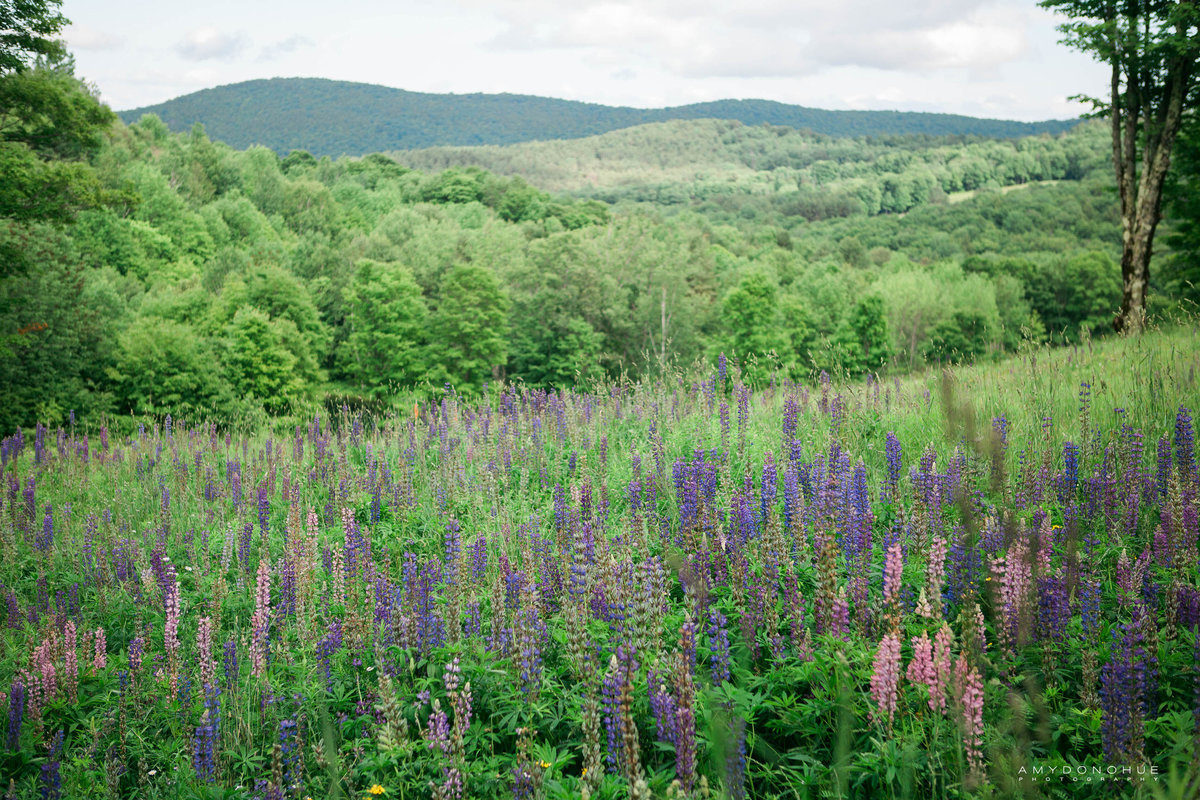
[368,786,386,796]
[540,761,551,769]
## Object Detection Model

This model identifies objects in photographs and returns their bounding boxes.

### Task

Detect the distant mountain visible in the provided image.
[117,78,1079,157]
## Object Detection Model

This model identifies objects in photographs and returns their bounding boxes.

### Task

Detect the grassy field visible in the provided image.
[0,323,1198,799]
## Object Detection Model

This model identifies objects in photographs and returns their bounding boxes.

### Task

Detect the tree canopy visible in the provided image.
[1041,0,1200,332]
[0,0,67,75]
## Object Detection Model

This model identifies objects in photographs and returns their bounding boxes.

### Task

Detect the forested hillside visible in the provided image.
[115,78,1079,157]
[394,118,1107,213]
[9,62,1198,434]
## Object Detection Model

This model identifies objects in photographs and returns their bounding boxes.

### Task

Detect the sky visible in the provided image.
[63,0,1110,121]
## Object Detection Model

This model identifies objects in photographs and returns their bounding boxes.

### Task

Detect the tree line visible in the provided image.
[2,28,1198,432]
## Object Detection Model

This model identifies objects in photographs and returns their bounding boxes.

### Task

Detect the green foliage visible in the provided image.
[428,263,510,392]
[0,0,67,74]
[0,227,124,430]
[222,305,305,414]
[108,316,231,417]
[1034,251,1121,342]
[1163,116,1200,308]
[923,311,991,364]
[0,62,119,274]
[339,259,427,394]
[0,59,1163,427]
[833,295,893,376]
[722,272,786,382]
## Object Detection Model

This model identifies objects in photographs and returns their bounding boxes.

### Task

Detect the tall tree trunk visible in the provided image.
[1111,6,1191,334]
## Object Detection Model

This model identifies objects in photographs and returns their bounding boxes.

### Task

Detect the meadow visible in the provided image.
[1,323,1199,800]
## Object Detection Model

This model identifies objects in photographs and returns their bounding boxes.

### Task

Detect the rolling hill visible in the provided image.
[116,77,1080,157]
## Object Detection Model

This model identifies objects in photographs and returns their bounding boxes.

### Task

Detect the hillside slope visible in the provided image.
[117,77,1079,156]
[389,118,1105,203]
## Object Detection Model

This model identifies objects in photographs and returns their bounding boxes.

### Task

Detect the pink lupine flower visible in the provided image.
[906,632,935,688]
[63,621,77,701]
[870,632,903,729]
[164,573,181,694]
[919,535,947,619]
[93,628,106,671]
[993,541,1032,657]
[250,559,271,678]
[930,623,954,715]
[883,542,903,607]
[197,616,215,690]
[955,655,985,779]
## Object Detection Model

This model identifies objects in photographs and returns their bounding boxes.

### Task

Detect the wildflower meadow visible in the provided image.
[1,326,1199,800]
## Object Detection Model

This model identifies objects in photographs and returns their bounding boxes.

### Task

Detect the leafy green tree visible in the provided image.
[506,232,618,386]
[1039,251,1121,342]
[429,264,509,391]
[421,167,483,204]
[923,311,990,364]
[1041,0,1200,332]
[109,317,230,417]
[0,0,67,74]
[339,259,427,394]
[722,272,786,381]
[0,230,124,429]
[833,295,892,376]
[497,180,548,222]
[0,61,119,273]
[510,316,605,388]
[779,293,818,377]
[222,305,304,414]
[1163,117,1200,308]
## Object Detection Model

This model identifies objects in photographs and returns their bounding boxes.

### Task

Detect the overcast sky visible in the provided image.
[64,0,1108,121]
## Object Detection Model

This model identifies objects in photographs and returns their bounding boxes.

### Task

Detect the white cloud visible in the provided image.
[177,28,247,61]
[66,24,123,51]
[258,35,314,62]
[470,0,1031,78]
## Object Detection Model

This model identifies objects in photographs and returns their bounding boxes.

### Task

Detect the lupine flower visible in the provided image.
[1175,407,1194,481]
[1100,626,1144,765]
[883,541,904,609]
[954,656,984,779]
[884,432,902,503]
[708,610,731,686]
[869,633,902,729]
[723,714,747,800]
[251,559,271,678]
[41,729,63,800]
[6,680,23,749]
[35,505,53,552]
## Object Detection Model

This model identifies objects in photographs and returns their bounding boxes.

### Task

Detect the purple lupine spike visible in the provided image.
[470,535,487,585]
[1156,436,1172,498]
[1176,407,1195,481]
[708,609,731,686]
[1100,629,1139,764]
[724,714,748,800]
[7,680,24,748]
[648,667,679,746]
[760,453,778,524]
[40,729,63,800]
[444,518,462,585]
[883,432,902,503]
[36,505,52,552]
[1062,442,1079,498]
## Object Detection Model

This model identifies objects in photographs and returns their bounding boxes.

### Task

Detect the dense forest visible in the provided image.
[116,78,1080,157]
[392,117,1108,209]
[4,61,1198,434]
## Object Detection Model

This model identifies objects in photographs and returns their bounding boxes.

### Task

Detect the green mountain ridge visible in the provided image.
[116,77,1080,157]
